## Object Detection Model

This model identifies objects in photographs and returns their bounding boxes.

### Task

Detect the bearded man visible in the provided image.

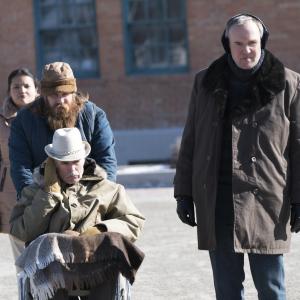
[9,62,117,195]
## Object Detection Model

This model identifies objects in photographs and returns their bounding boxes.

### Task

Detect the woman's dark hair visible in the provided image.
[7,68,38,94]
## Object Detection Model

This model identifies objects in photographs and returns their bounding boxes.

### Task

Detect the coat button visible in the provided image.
[251,156,257,163]
[252,121,258,128]
[252,188,259,195]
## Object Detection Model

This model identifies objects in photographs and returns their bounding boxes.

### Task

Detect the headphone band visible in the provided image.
[221,13,269,53]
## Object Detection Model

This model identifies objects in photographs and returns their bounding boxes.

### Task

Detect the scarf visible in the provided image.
[16,232,145,300]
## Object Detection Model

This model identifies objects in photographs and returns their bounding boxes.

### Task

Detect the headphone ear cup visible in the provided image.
[261,29,269,49]
[221,30,230,53]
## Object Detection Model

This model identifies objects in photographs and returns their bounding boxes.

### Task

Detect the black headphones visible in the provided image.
[221,13,269,53]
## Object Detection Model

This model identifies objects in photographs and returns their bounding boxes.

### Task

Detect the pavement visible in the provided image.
[1,168,300,299]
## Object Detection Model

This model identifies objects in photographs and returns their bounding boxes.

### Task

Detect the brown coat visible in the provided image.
[174,50,300,253]
[10,160,145,243]
[0,97,18,233]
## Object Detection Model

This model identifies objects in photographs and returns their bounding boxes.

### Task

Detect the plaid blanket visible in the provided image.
[16,232,144,300]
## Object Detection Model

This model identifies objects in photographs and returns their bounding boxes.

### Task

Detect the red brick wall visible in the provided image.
[187,0,300,72]
[0,0,299,130]
[0,0,36,90]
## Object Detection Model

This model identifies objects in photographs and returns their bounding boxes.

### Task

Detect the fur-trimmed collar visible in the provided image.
[202,50,286,118]
[0,97,18,121]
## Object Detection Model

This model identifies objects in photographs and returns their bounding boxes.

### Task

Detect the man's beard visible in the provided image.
[46,99,81,131]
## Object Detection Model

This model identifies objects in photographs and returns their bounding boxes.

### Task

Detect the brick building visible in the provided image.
[1,0,300,164]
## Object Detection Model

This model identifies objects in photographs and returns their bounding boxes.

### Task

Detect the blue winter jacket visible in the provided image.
[9,99,117,194]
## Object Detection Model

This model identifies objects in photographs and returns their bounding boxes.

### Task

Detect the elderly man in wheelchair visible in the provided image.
[10,127,145,300]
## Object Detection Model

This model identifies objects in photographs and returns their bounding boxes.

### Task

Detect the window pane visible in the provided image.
[36,0,99,77]
[148,0,164,20]
[40,5,58,28]
[40,31,60,49]
[169,44,187,66]
[75,0,93,4]
[60,30,81,46]
[78,28,98,46]
[79,48,98,72]
[59,3,75,25]
[150,46,167,66]
[166,0,183,19]
[128,0,145,21]
[133,45,149,67]
[43,49,61,63]
[131,26,165,46]
[40,0,56,6]
[125,0,188,73]
[74,4,95,24]
[148,27,165,44]
[133,42,167,68]
[131,27,148,46]
[169,25,185,44]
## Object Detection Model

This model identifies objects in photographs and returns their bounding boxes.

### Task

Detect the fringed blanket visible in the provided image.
[16,232,144,300]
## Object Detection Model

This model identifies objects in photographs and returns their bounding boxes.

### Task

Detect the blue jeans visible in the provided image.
[209,250,286,300]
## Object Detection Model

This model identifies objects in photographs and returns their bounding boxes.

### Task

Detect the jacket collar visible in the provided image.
[33,158,107,189]
[202,50,286,118]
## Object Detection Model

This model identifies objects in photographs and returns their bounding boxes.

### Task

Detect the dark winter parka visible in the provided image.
[174,50,300,253]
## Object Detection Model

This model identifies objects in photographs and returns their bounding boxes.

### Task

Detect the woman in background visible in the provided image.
[0,68,38,242]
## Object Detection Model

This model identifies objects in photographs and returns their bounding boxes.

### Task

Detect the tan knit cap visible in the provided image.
[40,62,77,96]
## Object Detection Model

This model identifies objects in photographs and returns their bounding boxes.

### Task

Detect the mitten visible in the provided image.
[44,157,61,193]
[80,225,107,236]
[176,196,197,227]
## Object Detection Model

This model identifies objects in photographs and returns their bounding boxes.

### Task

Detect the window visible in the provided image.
[34,0,100,78]
[123,0,189,74]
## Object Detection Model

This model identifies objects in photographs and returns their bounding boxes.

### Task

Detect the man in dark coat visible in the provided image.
[174,13,300,300]
[9,62,117,195]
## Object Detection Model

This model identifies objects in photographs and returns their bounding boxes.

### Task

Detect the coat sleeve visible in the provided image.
[98,184,145,242]
[9,185,61,243]
[8,112,34,195]
[289,74,300,204]
[89,104,117,182]
[173,75,199,198]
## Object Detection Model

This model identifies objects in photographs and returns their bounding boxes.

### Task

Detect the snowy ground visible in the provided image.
[117,164,175,188]
[2,166,300,299]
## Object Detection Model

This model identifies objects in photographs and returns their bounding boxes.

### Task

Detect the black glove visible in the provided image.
[176,196,197,227]
[291,204,300,233]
